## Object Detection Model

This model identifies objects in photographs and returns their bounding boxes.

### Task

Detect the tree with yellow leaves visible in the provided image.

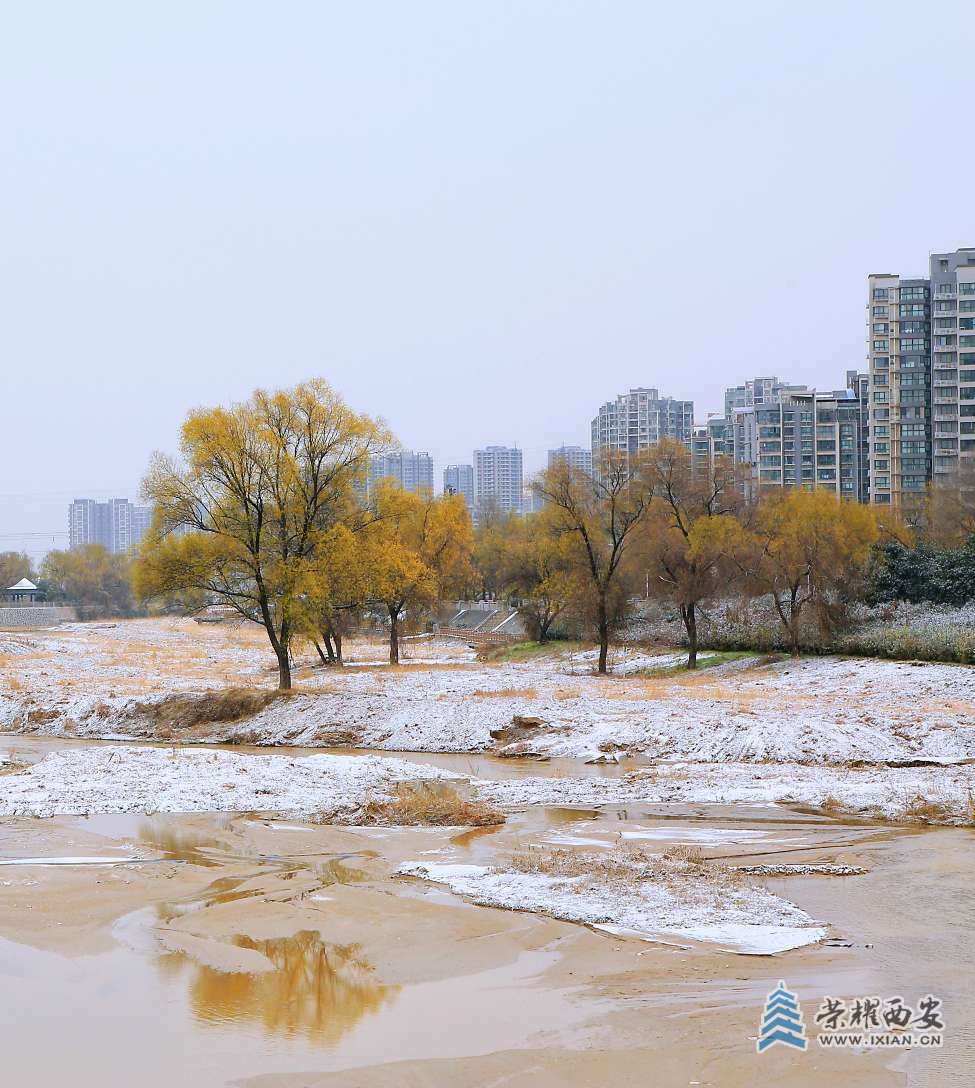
[365,481,474,664]
[293,522,370,665]
[534,452,655,673]
[638,439,747,668]
[497,510,579,642]
[135,380,389,689]
[751,488,881,656]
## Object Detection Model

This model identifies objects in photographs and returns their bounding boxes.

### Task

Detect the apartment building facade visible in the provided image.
[723,376,809,418]
[474,446,523,517]
[590,388,694,469]
[867,247,975,508]
[752,385,866,499]
[547,444,593,475]
[443,463,475,512]
[68,497,154,553]
[368,450,435,495]
[931,249,975,488]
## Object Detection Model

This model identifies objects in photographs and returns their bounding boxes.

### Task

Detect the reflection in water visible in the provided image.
[167,931,398,1045]
[543,806,600,826]
[450,823,503,848]
[137,818,235,866]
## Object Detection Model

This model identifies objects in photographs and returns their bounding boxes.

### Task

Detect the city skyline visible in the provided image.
[25,287,975,560]
[3,4,972,557]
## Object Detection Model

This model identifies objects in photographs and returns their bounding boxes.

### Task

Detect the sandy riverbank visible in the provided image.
[0,801,938,1087]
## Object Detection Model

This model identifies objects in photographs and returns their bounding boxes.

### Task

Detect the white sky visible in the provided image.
[2,1,973,557]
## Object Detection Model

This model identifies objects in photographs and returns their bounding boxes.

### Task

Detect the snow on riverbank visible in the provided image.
[471,761,975,822]
[398,857,826,955]
[4,632,974,767]
[0,746,459,818]
[4,618,975,784]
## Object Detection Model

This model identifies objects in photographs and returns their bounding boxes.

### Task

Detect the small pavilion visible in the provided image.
[4,578,40,603]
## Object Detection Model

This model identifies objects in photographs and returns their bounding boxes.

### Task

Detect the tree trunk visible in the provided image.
[789,588,801,656]
[596,595,609,674]
[389,605,400,665]
[276,645,292,690]
[334,630,343,663]
[313,640,329,665]
[684,602,698,668]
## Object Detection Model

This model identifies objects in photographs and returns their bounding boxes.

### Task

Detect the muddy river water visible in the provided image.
[0,735,972,1087]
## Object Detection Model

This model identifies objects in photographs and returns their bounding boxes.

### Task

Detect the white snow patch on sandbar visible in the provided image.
[399,858,825,955]
[0,746,459,818]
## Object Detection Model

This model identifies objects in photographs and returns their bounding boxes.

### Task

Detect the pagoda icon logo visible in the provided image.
[757,980,808,1053]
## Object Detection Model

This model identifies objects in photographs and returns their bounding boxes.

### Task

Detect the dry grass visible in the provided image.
[509,844,730,888]
[817,794,845,814]
[662,843,709,865]
[349,783,505,827]
[902,793,954,824]
[470,687,538,699]
[134,688,287,733]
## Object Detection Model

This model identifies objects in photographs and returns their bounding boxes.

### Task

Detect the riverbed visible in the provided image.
[0,735,971,1086]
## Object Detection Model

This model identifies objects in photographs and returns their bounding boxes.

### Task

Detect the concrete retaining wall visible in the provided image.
[0,606,76,628]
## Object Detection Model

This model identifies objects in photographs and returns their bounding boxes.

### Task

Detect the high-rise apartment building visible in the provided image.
[473,446,523,517]
[590,388,694,467]
[931,249,975,487]
[691,417,731,480]
[723,377,809,419]
[752,384,867,499]
[443,463,475,512]
[368,450,434,495]
[867,247,975,508]
[68,498,153,553]
[547,444,592,475]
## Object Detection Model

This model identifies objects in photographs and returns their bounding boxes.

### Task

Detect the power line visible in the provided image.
[0,531,69,540]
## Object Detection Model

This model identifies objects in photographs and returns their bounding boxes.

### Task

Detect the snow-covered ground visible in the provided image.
[0,746,458,818]
[470,762,975,822]
[2,618,974,821]
[4,621,974,767]
[399,858,827,955]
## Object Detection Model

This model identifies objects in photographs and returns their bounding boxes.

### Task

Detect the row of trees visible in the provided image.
[0,546,137,618]
[130,379,894,685]
[479,444,885,669]
[26,379,973,685]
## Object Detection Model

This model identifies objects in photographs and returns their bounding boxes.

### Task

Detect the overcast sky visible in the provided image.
[2,2,973,557]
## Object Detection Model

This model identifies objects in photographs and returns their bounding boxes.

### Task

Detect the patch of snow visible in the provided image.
[472,761,975,823]
[398,859,825,955]
[677,923,825,956]
[618,827,770,844]
[0,746,459,818]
